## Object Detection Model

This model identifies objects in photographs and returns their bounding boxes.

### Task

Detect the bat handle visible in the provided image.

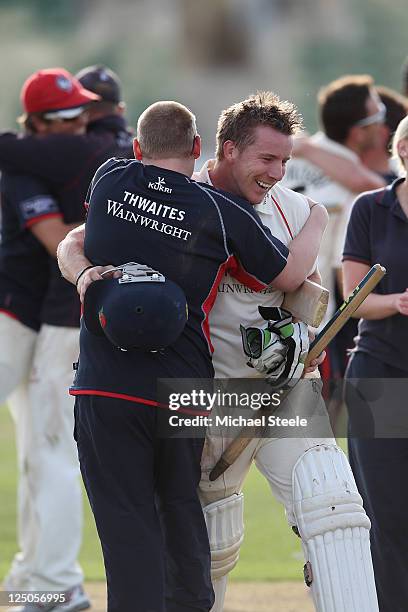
[209,458,230,481]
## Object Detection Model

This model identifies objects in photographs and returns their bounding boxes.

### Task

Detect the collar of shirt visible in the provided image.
[195,158,214,184]
[144,164,192,184]
[377,176,408,223]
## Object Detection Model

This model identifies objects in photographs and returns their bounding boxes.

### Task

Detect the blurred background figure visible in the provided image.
[0,67,98,611]
[75,64,134,155]
[288,82,408,433]
[361,85,408,181]
[282,75,386,430]
[343,114,408,612]
[0,64,133,612]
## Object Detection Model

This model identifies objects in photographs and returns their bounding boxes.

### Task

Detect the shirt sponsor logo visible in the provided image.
[148,176,172,194]
[217,282,274,295]
[106,199,191,241]
[20,196,59,220]
[123,191,184,220]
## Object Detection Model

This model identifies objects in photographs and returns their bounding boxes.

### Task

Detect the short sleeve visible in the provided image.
[12,175,61,230]
[342,193,373,265]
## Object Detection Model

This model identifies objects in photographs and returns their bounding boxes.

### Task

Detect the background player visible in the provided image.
[0,66,133,611]
[343,115,408,611]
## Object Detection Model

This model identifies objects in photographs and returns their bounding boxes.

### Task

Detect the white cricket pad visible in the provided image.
[292,444,378,612]
[203,493,244,580]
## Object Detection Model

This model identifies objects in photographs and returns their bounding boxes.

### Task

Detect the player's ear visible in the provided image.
[397,138,408,162]
[133,138,143,160]
[192,134,201,159]
[349,125,365,148]
[223,140,238,161]
[117,101,126,116]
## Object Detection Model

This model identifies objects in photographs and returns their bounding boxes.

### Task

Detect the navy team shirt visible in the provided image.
[0,173,57,330]
[343,178,408,372]
[71,158,290,405]
[0,123,134,327]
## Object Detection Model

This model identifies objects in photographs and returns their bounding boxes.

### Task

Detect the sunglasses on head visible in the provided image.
[354,102,386,127]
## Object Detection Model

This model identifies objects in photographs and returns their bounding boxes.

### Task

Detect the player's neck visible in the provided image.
[360,148,391,174]
[342,138,361,156]
[209,159,235,193]
[142,157,195,178]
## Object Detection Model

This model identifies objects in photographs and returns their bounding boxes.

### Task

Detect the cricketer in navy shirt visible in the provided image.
[71,158,290,405]
[0,173,56,330]
[0,118,134,328]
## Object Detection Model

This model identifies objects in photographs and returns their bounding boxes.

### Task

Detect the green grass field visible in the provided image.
[0,403,346,583]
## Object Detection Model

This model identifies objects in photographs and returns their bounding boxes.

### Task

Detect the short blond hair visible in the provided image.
[215,91,302,161]
[392,115,408,173]
[137,101,197,159]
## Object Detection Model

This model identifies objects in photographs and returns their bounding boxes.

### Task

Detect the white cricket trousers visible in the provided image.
[5,323,84,592]
[0,313,38,519]
[199,377,336,612]
[0,312,37,403]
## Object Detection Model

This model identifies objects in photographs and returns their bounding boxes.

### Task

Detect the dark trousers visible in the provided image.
[345,352,408,612]
[74,395,214,612]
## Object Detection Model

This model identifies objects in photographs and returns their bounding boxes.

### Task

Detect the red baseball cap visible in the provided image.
[21,67,100,114]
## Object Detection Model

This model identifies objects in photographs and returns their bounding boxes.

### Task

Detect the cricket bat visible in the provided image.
[209,263,386,481]
[282,279,329,327]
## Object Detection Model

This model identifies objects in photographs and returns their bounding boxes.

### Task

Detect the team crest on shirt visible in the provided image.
[148,177,172,194]
[55,75,72,92]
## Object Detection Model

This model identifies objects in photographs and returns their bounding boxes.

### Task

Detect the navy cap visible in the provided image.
[83,274,188,351]
[75,65,122,104]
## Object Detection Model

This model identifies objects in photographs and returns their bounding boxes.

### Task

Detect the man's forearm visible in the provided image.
[287,204,328,285]
[0,132,88,183]
[272,204,327,292]
[307,268,322,285]
[293,137,385,192]
[57,224,88,284]
[349,293,398,320]
[57,223,119,303]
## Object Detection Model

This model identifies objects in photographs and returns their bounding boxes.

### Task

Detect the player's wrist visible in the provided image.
[75,265,95,288]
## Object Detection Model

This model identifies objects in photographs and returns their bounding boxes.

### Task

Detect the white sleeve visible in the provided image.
[277,187,317,276]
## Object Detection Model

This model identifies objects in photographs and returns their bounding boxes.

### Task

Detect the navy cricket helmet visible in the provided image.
[83,263,188,351]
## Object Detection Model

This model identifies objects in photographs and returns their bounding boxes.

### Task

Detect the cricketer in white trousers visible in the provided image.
[1,313,83,592]
[195,160,379,612]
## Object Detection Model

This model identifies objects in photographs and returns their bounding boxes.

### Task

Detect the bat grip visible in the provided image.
[304,264,385,368]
